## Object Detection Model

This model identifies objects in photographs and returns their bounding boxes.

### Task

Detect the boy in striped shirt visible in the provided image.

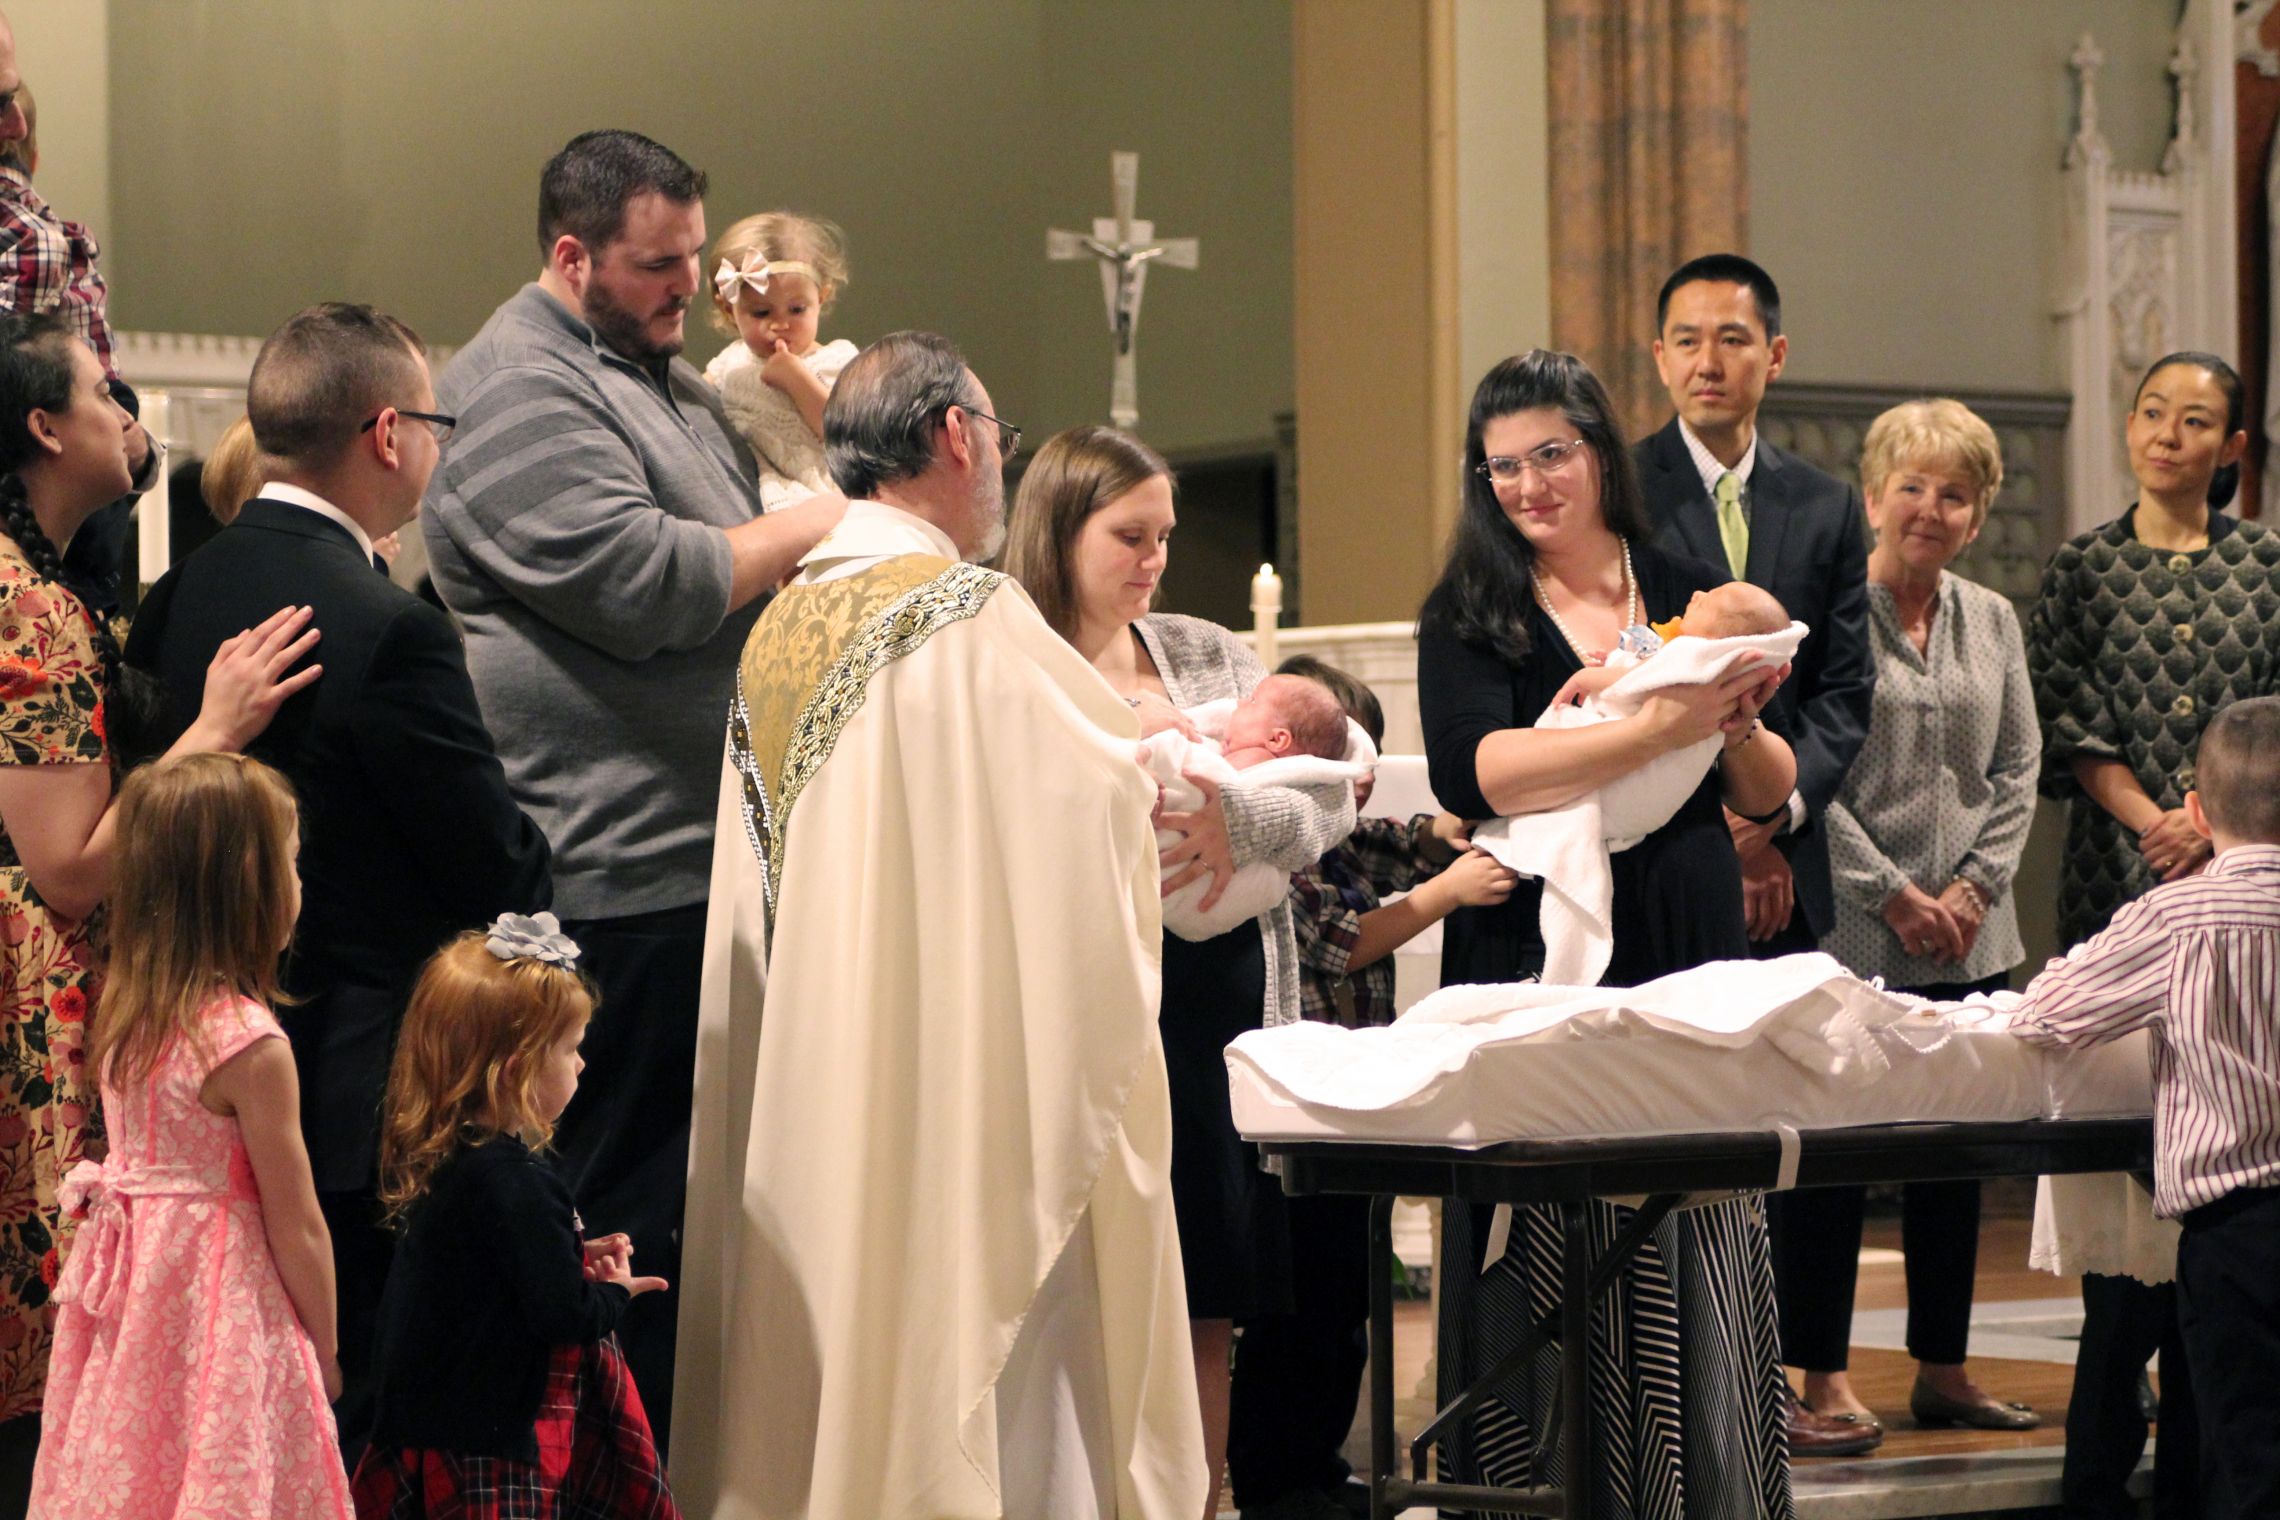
[2009,695,2280,1520]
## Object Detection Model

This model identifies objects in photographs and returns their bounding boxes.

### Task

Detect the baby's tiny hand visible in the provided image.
[760,340,815,394]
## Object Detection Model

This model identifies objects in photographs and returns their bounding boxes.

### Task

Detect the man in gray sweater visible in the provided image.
[421,128,843,1448]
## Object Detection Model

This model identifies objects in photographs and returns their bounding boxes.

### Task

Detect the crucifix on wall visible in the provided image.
[1048,151,1198,430]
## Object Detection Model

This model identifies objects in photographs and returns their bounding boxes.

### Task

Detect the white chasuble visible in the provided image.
[674,525,1205,1520]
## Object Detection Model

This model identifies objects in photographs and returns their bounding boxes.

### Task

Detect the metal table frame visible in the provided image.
[1262,1116,2155,1520]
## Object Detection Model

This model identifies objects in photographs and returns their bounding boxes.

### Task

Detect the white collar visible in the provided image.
[797,500,962,583]
[260,482,375,561]
[1678,416,1758,496]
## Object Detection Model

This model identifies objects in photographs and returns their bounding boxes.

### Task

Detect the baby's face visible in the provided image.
[736,270,824,359]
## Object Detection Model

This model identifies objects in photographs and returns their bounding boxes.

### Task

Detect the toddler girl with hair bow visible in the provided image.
[31,753,353,1518]
[350,914,679,1519]
[702,211,860,511]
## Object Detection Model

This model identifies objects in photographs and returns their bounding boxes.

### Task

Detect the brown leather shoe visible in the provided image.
[1784,1387,1884,1456]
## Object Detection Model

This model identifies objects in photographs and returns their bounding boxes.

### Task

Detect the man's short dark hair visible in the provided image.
[537,129,708,257]
[1656,253,1782,339]
[2195,698,2280,843]
[823,331,979,499]
[247,303,425,471]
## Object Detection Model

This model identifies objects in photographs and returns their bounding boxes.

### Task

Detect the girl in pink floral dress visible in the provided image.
[28,753,353,1518]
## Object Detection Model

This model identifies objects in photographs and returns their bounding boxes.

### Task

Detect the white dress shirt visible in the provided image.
[260,481,376,563]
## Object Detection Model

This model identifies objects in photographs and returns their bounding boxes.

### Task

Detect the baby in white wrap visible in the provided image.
[1475,582,1807,985]
[1139,674,1376,941]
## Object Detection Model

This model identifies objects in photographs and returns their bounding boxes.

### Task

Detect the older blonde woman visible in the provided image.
[1776,400,2043,1438]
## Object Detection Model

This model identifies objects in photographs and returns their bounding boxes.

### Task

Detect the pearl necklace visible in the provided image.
[1531,538,1637,658]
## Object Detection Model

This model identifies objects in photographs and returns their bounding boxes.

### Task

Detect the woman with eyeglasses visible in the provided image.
[1419,350,1799,1517]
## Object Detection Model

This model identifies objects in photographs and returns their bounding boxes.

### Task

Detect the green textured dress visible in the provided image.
[2027,508,2280,949]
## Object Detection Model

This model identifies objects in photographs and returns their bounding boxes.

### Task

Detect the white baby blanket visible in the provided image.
[1139,698,1376,942]
[1473,621,1808,986]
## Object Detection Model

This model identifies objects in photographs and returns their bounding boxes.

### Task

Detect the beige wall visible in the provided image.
[1454,0,1551,392]
[7,0,110,248]
[1751,0,2181,394]
[102,1,1290,459]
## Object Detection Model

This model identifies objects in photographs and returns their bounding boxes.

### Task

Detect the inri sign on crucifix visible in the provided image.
[1048,151,1198,429]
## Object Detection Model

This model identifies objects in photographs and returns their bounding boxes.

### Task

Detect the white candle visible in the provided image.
[136,390,171,592]
[1250,561,1283,669]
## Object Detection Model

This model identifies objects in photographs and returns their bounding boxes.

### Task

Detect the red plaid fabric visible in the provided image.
[0,166,116,376]
[351,1336,678,1519]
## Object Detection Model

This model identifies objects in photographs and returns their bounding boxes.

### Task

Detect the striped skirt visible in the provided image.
[1437,1195,1793,1520]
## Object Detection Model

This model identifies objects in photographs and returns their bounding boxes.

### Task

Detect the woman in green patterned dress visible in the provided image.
[2026,349,2280,1519]
[0,313,315,1505]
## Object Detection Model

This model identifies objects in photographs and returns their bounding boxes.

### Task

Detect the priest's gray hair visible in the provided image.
[824,330,981,499]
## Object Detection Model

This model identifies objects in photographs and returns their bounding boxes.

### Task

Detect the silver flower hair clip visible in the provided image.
[485,911,582,969]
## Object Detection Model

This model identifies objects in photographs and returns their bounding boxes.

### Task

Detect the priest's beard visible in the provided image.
[584,278,687,366]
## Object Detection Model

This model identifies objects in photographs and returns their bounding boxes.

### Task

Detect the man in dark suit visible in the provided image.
[1634,254,1879,1456]
[125,303,551,1454]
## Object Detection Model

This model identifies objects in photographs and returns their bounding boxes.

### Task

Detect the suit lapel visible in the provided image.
[1743,441,1794,586]
[1648,420,1726,568]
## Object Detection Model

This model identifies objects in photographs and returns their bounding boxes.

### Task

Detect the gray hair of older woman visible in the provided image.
[822,330,979,499]
[1859,398,2004,530]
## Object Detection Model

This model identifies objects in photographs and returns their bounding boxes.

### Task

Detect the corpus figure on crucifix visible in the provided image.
[1049,151,1198,429]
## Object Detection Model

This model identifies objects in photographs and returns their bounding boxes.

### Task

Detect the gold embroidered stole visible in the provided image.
[727,555,1002,927]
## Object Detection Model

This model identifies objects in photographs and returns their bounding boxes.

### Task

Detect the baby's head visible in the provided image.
[707,211,851,360]
[2191,697,2280,847]
[1679,581,1789,640]
[1224,673,1351,764]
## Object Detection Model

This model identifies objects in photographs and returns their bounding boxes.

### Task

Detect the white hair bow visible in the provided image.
[714,251,821,304]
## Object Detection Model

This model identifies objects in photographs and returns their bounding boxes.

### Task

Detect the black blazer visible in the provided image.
[1633,418,1876,937]
[124,500,551,1189]
[368,1137,630,1461]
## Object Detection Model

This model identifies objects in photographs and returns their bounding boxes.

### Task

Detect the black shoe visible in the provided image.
[1238,1489,1354,1520]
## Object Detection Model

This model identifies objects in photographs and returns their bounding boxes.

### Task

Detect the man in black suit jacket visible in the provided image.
[1634,254,1874,956]
[125,304,551,1452]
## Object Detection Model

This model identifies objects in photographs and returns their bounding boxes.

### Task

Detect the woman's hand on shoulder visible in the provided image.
[1159,769,1235,910]
[2137,809,2213,882]
[187,604,323,753]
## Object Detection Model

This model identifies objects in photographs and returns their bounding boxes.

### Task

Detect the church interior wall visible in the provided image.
[99,0,1293,477]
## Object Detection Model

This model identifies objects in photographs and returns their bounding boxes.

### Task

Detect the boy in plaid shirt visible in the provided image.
[1227,656,1516,1520]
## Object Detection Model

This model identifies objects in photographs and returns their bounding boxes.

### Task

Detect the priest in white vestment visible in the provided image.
[673,332,1206,1520]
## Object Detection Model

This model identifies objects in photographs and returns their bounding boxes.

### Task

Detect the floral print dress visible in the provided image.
[0,530,105,1423]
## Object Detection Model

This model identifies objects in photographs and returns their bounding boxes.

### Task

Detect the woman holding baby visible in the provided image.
[1005,425,1356,1520]
[1419,349,1799,1516]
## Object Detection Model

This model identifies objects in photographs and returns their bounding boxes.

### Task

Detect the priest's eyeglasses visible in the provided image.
[944,402,1022,461]
[361,408,459,445]
[1477,438,1588,484]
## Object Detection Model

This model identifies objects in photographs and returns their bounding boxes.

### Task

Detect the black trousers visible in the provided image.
[2064,1271,2199,1520]
[1769,973,2007,1373]
[321,1186,397,1463]
[552,902,707,1459]
[2175,1186,2280,1520]
[1227,1191,1371,1509]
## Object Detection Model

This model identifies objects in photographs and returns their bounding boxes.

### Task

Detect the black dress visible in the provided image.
[1418,541,1792,1519]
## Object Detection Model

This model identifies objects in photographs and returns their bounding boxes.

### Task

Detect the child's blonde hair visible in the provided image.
[706,211,851,333]
[200,414,267,527]
[91,753,300,1088]
[377,934,596,1222]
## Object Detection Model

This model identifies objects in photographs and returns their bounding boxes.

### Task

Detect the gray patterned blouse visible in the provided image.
[2027,510,2280,948]
[1136,613,1357,1028]
[1825,573,2040,986]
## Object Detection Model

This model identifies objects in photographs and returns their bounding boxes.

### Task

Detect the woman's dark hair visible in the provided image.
[1421,349,1652,664]
[0,313,131,713]
[2134,350,2247,509]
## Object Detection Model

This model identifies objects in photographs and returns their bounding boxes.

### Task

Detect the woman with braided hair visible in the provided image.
[0,311,318,1504]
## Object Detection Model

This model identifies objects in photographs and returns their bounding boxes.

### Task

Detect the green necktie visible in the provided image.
[1714,470,1748,579]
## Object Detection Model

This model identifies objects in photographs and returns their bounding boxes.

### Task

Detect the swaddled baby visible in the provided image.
[1139,674,1376,941]
[1474,582,1808,985]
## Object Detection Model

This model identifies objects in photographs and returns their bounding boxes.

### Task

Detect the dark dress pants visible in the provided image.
[1227,1190,1371,1509]
[322,1186,396,1462]
[2175,1186,2280,1520]
[551,902,708,1460]
[2065,1271,2199,1520]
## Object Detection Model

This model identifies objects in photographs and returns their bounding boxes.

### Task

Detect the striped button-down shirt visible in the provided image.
[2010,844,2280,1217]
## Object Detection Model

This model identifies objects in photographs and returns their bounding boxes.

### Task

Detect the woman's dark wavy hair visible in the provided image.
[0,313,130,710]
[2134,350,2247,510]
[1421,349,1652,664]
